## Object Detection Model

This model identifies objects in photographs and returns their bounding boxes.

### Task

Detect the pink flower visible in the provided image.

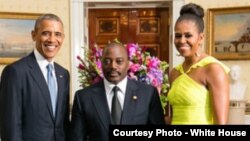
[127,43,139,59]
[129,63,141,73]
[96,60,102,70]
[78,64,85,70]
[147,57,160,69]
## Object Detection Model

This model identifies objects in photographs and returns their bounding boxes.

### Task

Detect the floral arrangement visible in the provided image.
[77,40,169,113]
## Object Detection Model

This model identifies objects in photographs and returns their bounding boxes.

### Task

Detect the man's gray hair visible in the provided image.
[34,13,63,31]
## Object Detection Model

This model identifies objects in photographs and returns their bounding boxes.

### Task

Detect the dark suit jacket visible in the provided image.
[0,52,70,141]
[70,79,165,141]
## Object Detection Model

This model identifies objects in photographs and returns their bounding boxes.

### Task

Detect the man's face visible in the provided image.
[101,44,129,84]
[32,19,64,62]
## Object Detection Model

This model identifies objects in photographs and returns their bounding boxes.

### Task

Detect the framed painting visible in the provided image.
[207,7,250,60]
[0,12,40,64]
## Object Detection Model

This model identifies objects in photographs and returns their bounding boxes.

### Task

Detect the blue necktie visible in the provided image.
[47,63,57,117]
[111,86,122,124]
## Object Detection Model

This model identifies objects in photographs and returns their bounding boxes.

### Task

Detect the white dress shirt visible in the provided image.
[34,48,58,91]
[104,77,127,113]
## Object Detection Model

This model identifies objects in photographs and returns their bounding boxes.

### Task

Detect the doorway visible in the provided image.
[88,8,170,63]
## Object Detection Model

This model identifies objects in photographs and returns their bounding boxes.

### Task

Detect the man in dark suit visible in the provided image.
[0,14,70,141]
[70,42,165,141]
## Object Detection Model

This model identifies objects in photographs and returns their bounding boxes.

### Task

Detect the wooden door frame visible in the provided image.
[88,8,170,63]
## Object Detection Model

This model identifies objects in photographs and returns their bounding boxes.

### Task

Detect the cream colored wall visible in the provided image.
[187,0,250,101]
[0,0,71,74]
[1,0,250,102]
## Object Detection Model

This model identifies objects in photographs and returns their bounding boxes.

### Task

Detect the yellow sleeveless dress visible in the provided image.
[167,56,230,125]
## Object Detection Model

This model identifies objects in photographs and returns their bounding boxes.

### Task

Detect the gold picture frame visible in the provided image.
[207,7,250,60]
[0,12,40,64]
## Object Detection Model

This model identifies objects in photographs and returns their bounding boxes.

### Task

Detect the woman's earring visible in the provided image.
[195,52,201,57]
[195,44,202,57]
[176,53,181,56]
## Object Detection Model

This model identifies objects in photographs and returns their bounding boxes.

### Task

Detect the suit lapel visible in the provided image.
[54,63,65,121]
[121,80,137,124]
[91,82,111,132]
[27,53,54,119]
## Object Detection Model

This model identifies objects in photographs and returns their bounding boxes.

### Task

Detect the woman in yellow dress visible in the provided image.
[167,3,230,125]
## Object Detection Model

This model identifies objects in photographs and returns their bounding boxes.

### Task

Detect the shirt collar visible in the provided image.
[104,77,128,95]
[34,48,55,69]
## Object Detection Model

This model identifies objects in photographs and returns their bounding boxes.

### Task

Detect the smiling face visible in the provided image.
[101,43,129,85]
[31,19,64,62]
[174,20,204,57]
